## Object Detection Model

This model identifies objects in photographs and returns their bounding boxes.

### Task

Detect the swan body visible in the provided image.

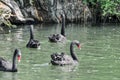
[0,49,21,72]
[51,40,80,66]
[49,14,66,43]
[49,34,66,43]
[26,25,40,48]
[26,39,40,48]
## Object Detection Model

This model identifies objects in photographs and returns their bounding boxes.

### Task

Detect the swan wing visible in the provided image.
[49,34,66,42]
[51,54,74,65]
[27,39,40,48]
[0,58,12,71]
[62,55,74,65]
[57,35,66,42]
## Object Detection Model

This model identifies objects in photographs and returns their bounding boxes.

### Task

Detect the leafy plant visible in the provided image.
[83,0,120,16]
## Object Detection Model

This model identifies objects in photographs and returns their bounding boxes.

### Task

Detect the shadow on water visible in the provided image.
[50,63,79,72]
[0,72,17,80]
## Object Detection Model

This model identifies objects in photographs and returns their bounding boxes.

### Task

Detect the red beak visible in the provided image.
[77,44,81,49]
[18,55,21,62]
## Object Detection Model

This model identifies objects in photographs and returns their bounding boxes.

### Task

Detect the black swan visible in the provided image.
[26,25,40,48]
[51,40,81,66]
[48,14,66,43]
[0,49,21,72]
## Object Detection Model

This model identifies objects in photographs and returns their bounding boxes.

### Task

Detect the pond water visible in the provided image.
[0,23,120,80]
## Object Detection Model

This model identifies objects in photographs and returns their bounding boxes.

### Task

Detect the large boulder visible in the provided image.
[0,0,34,24]
[0,2,11,25]
[0,0,92,24]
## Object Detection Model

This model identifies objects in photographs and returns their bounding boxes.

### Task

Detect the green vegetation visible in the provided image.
[101,0,120,16]
[0,8,15,29]
[83,0,120,16]
[82,0,120,23]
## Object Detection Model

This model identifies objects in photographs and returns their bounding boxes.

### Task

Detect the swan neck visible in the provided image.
[70,43,78,61]
[30,26,34,40]
[61,15,65,37]
[12,52,17,70]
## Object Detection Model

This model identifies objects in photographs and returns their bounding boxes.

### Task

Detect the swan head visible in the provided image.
[59,13,65,22]
[15,49,21,62]
[60,14,65,18]
[73,40,81,49]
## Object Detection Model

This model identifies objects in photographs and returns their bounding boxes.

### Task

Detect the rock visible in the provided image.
[0,0,34,24]
[16,0,92,23]
[0,0,92,24]
[0,2,11,25]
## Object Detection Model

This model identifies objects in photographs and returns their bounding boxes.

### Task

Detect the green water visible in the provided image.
[0,23,120,80]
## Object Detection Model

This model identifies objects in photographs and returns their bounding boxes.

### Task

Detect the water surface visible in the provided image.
[0,23,120,80]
